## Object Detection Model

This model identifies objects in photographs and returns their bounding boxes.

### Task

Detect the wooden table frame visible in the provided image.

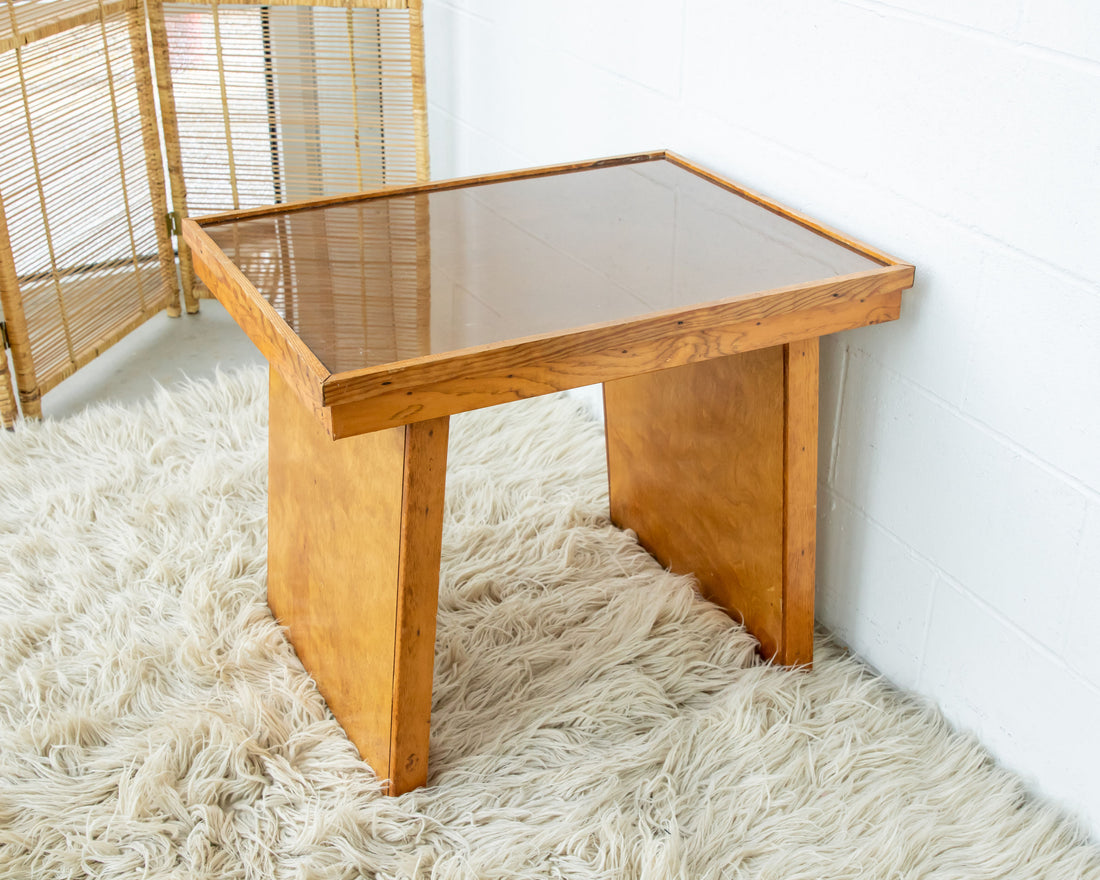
[184,151,914,794]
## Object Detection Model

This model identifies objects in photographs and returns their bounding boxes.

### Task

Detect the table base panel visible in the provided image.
[268,367,447,794]
[268,340,817,797]
[604,341,817,666]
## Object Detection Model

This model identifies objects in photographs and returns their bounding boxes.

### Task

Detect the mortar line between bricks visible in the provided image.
[827,342,850,485]
[931,574,1100,700]
[424,0,492,25]
[819,485,1100,698]
[426,103,532,169]
[913,574,941,692]
[845,348,1100,506]
[556,49,684,101]
[832,0,1100,75]
[437,2,686,102]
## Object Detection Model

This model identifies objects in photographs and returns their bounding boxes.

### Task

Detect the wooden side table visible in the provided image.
[184,151,914,794]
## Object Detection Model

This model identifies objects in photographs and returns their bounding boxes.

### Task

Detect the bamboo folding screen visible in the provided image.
[0,0,428,425]
[152,0,427,304]
[0,0,178,422]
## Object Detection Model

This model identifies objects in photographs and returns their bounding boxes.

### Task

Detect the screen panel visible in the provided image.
[0,0,178,418]
[157,1,424,305]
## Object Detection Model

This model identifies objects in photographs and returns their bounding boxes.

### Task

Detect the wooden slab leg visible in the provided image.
[268,366,448,793]
[603,339,818,666]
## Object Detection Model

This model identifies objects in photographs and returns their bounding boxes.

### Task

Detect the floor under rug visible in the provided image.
[1,367,1097,879]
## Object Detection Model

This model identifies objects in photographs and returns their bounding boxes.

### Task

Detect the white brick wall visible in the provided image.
[422,0,1100,835]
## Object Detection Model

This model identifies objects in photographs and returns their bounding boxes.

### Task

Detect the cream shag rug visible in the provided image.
[1,367,1097,880]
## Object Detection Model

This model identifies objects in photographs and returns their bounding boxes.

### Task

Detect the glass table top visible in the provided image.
[202,158,881,375]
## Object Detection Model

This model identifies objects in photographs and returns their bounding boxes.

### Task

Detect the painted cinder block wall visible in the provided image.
[420,0,1100,834]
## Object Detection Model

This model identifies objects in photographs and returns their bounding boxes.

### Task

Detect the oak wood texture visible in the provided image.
[188,217,331,416]
[324,270,904,438]
[184,152,914,438]
[192,152,915,792]
[390,413,448,788]
[782,338,819,664]
[267,366,447,794]
[604,341,818,666]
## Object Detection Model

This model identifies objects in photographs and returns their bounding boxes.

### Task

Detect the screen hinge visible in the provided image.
[166,210,182,238]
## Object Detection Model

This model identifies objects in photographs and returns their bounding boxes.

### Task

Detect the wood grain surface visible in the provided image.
[193,150,906,270]
[267,367,448,793]
[390,415,449,791]
[324,269,906,438]
[781,338,818,666]
[604,342,817,664]
[186,152,914,436]
[185,217,331,414]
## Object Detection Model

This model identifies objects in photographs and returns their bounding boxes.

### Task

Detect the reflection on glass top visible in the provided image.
[204,159,880,374]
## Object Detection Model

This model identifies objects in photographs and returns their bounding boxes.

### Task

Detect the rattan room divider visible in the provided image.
[0,0,428,425]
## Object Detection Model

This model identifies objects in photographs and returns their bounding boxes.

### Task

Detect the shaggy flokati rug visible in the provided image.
[1,367,1098,879]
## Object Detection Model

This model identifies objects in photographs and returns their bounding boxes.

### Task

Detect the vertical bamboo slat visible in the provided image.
[210,2,243,210]
[126,1,183,316]
[97,2,152,311]
[6,5,79,376]
[408,0,428,181]
[160,1,425,218]
[0,0,427,418]
[0,350,15,428]
[345,5,364,191]
[144,0,200,314]
[0,192,41,420]
[0,0,179,415]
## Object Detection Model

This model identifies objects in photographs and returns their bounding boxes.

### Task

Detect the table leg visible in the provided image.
[603,339,818,666]
[267,367,448,793]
